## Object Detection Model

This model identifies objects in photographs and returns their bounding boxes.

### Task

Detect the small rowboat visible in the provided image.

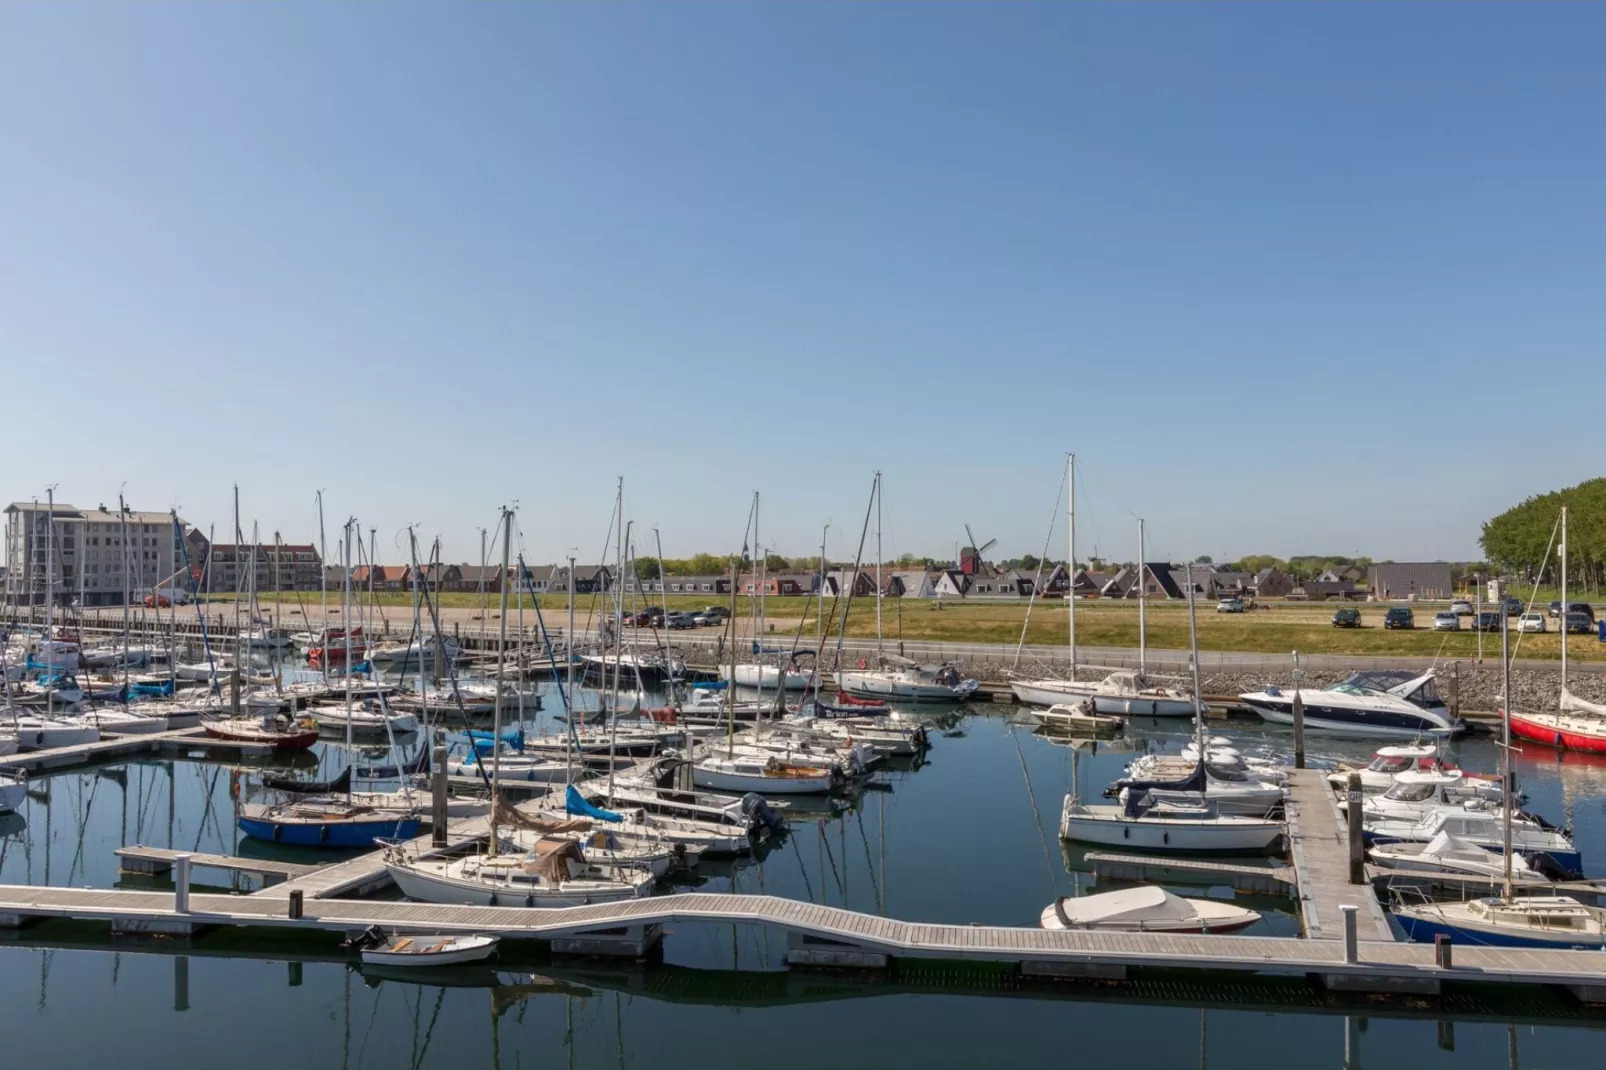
[831,692,892,711]
[203,715,320,750]
[347,927,500,967]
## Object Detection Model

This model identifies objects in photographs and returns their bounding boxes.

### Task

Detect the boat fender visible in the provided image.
[857,659,867,670]
[272,824,283,843]
[1555,733,1564,748]
[488,892,498,907]
[1163,832,1169,845]
[1123,827,1129,840]
[526,895,535,908]
[319,826,329,843]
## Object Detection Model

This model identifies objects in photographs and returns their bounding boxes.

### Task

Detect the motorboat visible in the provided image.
[1039,886,1261,933]
[1088,671,1196,719]
[676,688,773,722]
[1325,743,1441,792]
[1033,699,1124,734]
[1059,788,1285,853]
[836,657,978,703]
[580,650,686,679]
[1393,896,1606,949]
[589,779,783,840]
[1363,806,1581,877]
[692,753,840,795]
[774,713,929,756]
[1369,831,1545,883]
[1177,740,1287,783]
[348,928,499,967]
[305,627,370,666]
[1240,670,1465,738]
[81,645,153,670]
[242,628,297,652]
[1341,770,1508,822]
[384,837,656,907]
[447,744,571,785]
[367,635,461,666]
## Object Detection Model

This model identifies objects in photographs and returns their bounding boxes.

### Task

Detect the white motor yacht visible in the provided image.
[1364,806,1580,876]
[1369,830,1545,883]
[1241,670,1465,738]
[1088,671,1196,718]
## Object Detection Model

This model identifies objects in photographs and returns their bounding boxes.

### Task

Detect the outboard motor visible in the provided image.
[740,792,787,832]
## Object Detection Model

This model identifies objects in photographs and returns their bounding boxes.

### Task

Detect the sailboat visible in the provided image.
[1509,507,1606,751]
[1058,564,1286,853]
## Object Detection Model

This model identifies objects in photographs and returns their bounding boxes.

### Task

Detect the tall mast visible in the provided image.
[489,506,513,856]
[566,553,576,787]
[44,487,54,720]
[1137,518,1147,676]
[874,471,883,658]
[1067,453,1076,679]
[316,491,328,679]
[479,526,489,650]
[818,523,829,644]
[753,491,762,707]
[1185,562,1205,753]
[1500,592,1513,900]
[342,520,354,799]
[120,493,131,680]
[1561,505,1569,697]
[609,480,623,799]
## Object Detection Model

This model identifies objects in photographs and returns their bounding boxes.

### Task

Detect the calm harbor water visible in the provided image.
[1,685,1605,1067]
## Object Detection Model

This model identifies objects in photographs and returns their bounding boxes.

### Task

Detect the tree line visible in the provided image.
[1481,478,1606,588]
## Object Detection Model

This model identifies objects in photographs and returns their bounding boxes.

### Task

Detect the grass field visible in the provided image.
[216,592,1604,661]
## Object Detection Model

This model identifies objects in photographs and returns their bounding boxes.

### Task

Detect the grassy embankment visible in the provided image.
[217,593,1603,661]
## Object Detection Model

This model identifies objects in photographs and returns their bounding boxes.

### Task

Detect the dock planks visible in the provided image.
[1285,768,1393,941]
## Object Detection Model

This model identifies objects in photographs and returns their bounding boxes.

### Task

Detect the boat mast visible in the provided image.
[817,523,828,645]
[342,519,354,800]
[874,471,883,660]
[1067,453,1076,679]
[1184,562,1204,755]
[479,526,489,652]
[610,518,631,802]
[566,552,576,787]
[1136,518,1147,676]
[753,491,762,708]
[489,505,513,857]
[725,552,738,759]
[119,492,131,685]
[1500,586,1513,900]
[316,490,327,679]
[43,486,54,721]
[1561,505,1568,697]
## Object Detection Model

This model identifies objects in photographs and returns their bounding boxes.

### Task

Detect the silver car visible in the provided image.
[1432,611,1460,632]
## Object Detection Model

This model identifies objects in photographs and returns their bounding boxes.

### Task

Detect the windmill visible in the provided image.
[960,524,997,576]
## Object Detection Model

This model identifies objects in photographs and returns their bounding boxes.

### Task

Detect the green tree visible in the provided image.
[635,556,661,580]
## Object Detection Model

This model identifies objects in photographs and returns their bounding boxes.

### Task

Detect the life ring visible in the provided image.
[857,659,868,670]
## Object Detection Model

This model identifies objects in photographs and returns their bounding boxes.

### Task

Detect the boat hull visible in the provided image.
[1059,798,1284,853]
[835,672,976,703]
[1243,699,1460,739]
[1393,907,1606,949]
[1090,694,1196,718]
[239,815,422,847]
[1510,712,1606,754]
[692,766,834,794]
[204,720,320,750]
[1010,680,1097,707]
[360,935,499,967]
[386,861,649,908]
[722,665,816,691]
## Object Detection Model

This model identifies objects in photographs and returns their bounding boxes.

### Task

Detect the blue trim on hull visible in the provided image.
[1363,831,1580,875]
[238,816,422,848]
[1395,911,1606,950]
[1243,698,1463,736]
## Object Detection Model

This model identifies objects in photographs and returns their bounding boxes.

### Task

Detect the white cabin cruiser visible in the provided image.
[1341,770,1508,821]
[1241,670,1465,738]
[1369,830,1544,883]
[1364,806,1580,877]
[836,657,978,703]
[1088,671,1196,718]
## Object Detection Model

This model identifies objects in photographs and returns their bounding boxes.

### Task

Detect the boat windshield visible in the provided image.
[1367,755,1414,773]
[1332,671,1441,710]
[1383,781,1439,803]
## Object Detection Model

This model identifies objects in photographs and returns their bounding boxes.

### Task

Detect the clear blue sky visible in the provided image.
[4,3,1602,568]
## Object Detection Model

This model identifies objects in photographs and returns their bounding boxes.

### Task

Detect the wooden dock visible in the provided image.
[116,846,319,885]
[4,885,1606,1000]
[0,726,275,772]
[1083,852,1294,895]
[1285,768,1393,942]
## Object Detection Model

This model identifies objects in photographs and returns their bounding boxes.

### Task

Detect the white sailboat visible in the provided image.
[1058,564,1285,853]
[385,836,656,908]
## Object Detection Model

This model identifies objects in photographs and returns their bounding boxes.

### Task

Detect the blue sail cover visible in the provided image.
[690,681,727,690]
[565,785,622,823]
[130,680,175,697]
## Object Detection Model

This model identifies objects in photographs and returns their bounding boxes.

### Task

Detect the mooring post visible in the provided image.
[1448,661,1460,717]
[174,955,190,1013]
[431,729,449,847]
[288,889,303,920]
[173,852,192,913]
[1292,650,1305,768]
[1341,904,1359,964]
[1347,772,1365,883]
[288,961,303,987]
[1434,933,1453,969]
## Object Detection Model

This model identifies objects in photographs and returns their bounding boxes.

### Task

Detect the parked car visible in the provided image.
[1567,602,1595,622]
[694,606,730,626]
[1450,600,1473,616]
[1383,607,1415,630]
[1501,596,1523,616]
[1565,611,1595,635]
[1517,612,1547,634]
[1332,608,1362,628]
[143,594,171,608]
[1432,611,1460,632]
[665,612,695,630]
[1216,597,1245,614]
[1549,600,1564,618]
[1474,611,1503,632]
[630,607,665,627]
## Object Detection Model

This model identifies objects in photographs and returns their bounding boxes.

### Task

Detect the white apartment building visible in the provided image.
[4,501,189,607]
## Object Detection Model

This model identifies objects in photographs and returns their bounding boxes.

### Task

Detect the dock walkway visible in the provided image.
[1285,768,1392,941]
[116,846,318,884]
[1083,852,1294,895]
[0,726,273,772]
[2,886,1605,998]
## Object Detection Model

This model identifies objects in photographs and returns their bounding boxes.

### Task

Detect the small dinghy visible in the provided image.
[345,925,500,967]
[1039,886,1260,933]
[1034,699,1124,734]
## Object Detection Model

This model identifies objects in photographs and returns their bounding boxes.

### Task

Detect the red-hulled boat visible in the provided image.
[1509,689,1606,754]
[308,627,369,667]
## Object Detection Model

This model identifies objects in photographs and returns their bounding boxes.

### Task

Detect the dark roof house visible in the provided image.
[1368,563,1453,601]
